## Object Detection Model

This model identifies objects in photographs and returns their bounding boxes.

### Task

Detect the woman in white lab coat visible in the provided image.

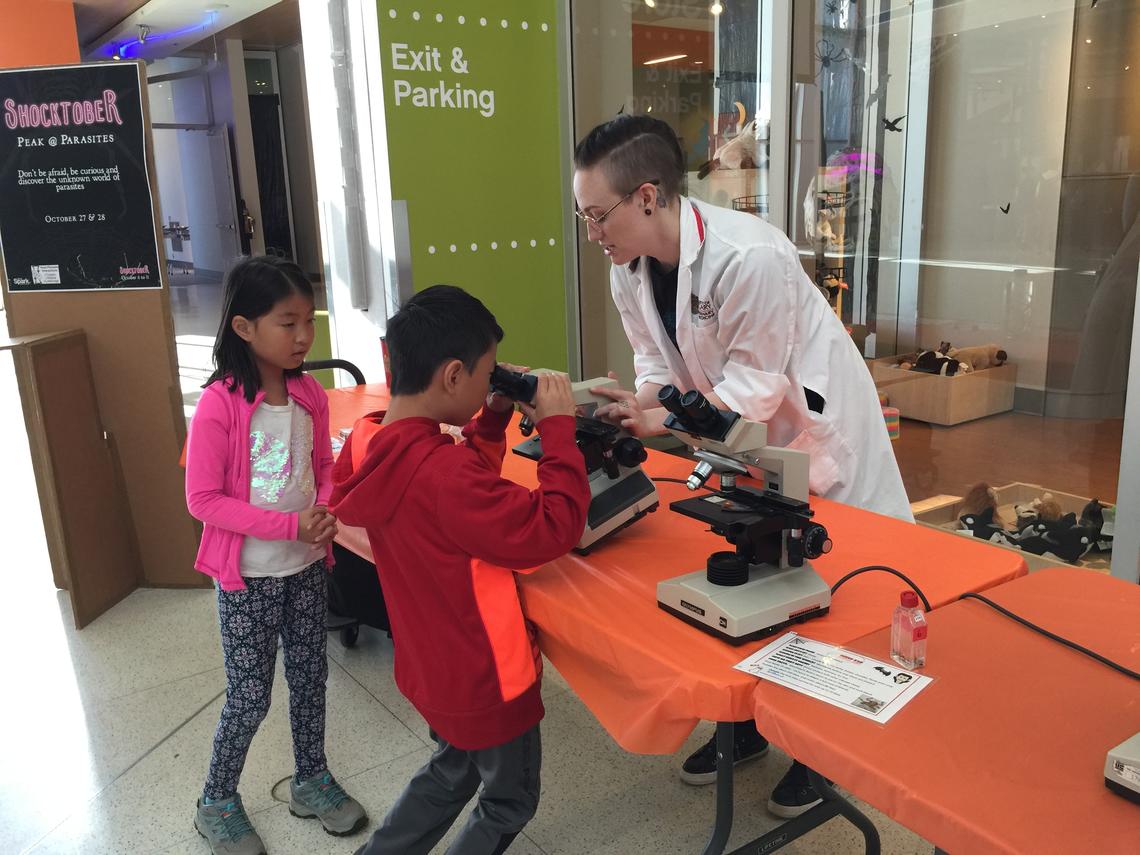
[572,113,912,817]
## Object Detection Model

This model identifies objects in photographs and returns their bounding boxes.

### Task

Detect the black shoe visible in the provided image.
[767,761,831,818]
[679,727,769,785]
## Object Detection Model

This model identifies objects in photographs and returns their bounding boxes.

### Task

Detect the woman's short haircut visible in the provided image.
[573,114,686,203]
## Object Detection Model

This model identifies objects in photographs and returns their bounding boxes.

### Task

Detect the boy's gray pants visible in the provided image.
[354,724,541,855]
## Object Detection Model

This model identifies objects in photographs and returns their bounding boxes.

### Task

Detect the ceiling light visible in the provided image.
[644,54,687,65]
[710,2,724,15]
[644,0,656,7]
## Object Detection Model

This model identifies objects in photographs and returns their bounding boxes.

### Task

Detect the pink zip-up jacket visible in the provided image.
[186,372,335,591]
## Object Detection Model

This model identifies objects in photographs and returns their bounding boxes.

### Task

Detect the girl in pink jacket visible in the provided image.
[184,256,366,855]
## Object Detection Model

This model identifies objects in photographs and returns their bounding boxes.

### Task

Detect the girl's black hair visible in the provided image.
[205,255,315,402]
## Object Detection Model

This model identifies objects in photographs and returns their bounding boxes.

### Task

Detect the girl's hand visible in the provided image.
[298,505,336,544]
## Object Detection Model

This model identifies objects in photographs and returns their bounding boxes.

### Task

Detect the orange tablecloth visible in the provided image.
[325,386,1028,753]
[752,568,1140,854]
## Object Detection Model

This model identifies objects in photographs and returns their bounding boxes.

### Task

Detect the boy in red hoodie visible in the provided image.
[331,285,590,855]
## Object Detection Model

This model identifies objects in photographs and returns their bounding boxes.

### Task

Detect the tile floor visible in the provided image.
[1,572,934,854]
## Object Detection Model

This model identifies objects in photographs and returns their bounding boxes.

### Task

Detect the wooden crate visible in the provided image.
[913,483,1113,573]
[872,355,1016,425]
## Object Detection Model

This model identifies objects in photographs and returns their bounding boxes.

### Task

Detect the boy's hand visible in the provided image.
[297,505,337,544]
[520,372,576,423]
[486,362,530,413]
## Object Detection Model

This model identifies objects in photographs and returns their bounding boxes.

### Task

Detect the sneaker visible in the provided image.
[679,729,770,785]
[767,762,830,819]
[289,770,367,836]
[194,795,266,855]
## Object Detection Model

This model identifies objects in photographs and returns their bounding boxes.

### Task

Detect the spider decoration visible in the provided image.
[815,39,849,77]
[826,0,841,13]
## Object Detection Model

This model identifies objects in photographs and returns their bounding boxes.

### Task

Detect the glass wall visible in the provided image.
[573,0,1133,574]
[571,0,775,383]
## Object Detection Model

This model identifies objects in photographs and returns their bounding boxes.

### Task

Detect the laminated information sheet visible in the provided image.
[734,632,932,723]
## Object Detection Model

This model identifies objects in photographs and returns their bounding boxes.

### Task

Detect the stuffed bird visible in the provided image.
[698,109,764,179]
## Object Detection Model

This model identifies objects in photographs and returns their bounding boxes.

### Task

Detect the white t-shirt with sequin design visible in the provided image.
[240,398,325,578]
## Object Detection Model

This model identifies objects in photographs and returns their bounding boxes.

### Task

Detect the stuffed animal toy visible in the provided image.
[1014,494,1062,524]
[912,350,964,376]
[1080,499,1105,536]
[962,482,997,515]
[947,344,1008,371]
[1041,511,1078,537]
[1042,525,1096,563]
[959,507,1010,543]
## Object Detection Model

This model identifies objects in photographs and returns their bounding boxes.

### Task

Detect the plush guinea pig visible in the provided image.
[947,344,1008,371]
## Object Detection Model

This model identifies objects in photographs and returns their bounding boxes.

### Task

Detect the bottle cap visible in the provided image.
[900,591,919,608]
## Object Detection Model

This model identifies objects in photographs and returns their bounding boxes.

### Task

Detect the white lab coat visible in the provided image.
[611,197,913,522]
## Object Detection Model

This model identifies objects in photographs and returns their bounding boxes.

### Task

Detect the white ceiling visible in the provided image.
[79,0,279,61]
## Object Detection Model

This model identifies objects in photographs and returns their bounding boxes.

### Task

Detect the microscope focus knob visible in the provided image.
[613,436,648,468]
[802,524,833,560]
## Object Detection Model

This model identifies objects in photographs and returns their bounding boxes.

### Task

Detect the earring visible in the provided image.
[644,208,652,215]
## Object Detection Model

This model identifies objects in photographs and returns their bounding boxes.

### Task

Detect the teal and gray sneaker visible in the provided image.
[289,770,367,835]
[194,795,266,855]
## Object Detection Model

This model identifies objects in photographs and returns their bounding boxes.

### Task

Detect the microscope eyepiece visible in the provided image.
[657,385,687,418]
[679,390,724,435]
[489,366,538,404]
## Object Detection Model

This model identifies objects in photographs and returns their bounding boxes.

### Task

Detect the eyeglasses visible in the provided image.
[574,180,660,227]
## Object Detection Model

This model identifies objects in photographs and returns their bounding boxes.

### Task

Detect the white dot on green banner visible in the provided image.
[458,15,465,23]
[542,23,549,31]
[511,241,518,248]
[521,21,529,30]
[491,242,498,249]
[470,243,478,251]
[501,19,508,28]
[428,245,436,254]
[435,13,443,22]
[548,238,556,246]
[530,239,537,247]
[480,17,487,26]
[388,9,396,18]
[450,244,457,252]
[412,11,420,21]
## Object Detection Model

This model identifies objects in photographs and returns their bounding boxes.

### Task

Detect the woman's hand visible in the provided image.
[590,373,668,437]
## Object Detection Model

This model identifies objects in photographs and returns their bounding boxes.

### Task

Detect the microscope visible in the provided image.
[492,368,659,553]
[653,386,833,644]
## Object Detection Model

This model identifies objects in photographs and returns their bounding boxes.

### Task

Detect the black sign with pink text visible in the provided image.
[0,62,161,292]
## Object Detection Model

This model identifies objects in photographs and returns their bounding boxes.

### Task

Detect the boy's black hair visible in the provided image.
[206,255,315,402]
[573,113,686,203]
[386,285,503,395]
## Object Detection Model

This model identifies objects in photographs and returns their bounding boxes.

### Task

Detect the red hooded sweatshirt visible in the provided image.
[329,406,589,750]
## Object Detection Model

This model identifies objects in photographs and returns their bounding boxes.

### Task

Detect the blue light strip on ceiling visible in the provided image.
[108,12,218,60]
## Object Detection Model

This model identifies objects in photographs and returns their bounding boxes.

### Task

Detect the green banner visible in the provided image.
[378,2,569,371]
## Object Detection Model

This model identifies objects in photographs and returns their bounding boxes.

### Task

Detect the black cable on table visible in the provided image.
[830,565,932,612]
[959,592,1139,681]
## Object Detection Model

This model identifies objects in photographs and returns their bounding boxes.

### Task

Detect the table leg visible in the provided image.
[805,768,881,855]
[713,766,881,855]
[701,721,736,855]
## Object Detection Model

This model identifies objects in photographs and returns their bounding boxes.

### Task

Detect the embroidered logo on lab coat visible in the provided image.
[691,295,716,320]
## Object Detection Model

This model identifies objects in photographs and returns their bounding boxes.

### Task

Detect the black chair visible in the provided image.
[303,358,390,647]
[302,358,366,386]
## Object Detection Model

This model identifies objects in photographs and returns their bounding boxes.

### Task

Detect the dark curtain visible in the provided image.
[248,93,293,259]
